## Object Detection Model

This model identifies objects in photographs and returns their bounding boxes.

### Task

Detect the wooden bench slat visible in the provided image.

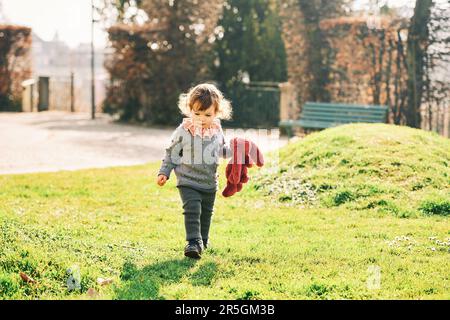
[302,106,388,115]
[280,119,371,127]
[303,119,375,124]
[305,102,388,111]
[300,112,386,122]
[301,117,383,123]
[303,111,386,117]
[301,109,387,117]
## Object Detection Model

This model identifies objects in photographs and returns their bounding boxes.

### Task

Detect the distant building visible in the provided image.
[0,1,7,23]
[31,31,107,112]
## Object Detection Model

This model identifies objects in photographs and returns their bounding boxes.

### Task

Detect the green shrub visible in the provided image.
[306,283,335,299]
[0,273,19,297]
[419,199,450,216]
[333,190,356,206]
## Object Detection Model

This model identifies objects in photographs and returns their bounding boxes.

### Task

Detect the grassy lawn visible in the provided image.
[0,124,449,300]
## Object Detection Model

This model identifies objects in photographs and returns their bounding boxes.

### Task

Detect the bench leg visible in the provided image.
[287,127,293,143]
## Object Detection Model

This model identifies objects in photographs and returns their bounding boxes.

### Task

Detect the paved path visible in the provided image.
[0,112,287,175]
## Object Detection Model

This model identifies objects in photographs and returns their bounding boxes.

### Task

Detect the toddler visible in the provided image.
[156,83,233,259]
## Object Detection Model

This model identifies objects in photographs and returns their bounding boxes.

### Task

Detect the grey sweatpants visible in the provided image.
[177,186,217,242]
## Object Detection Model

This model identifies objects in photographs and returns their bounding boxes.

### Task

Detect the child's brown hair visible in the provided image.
[178,83,233,120]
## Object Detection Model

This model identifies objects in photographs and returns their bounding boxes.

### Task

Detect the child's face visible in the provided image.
[191,104,216,128]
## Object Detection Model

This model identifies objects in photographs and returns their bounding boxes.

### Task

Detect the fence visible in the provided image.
[421,103,450,138]
[21,73,107,113]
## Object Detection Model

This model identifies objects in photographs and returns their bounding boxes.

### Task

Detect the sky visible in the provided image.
[1,0,108,48]
[1,0,416,49]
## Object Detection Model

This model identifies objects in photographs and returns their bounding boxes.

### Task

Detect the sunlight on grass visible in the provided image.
[0,123,449,299]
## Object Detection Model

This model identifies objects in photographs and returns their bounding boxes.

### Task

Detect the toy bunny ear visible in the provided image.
[240,165,249,184]
[243,154,252,168]
[230,139,244,184]
[248,141,264,167]
[225,162,233,183]
[231,137,246,164]
[230,163,243,184]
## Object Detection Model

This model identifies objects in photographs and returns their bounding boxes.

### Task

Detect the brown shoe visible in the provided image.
[184,239,204,259]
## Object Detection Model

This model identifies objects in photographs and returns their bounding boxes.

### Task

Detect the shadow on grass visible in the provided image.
[113,258,218,300]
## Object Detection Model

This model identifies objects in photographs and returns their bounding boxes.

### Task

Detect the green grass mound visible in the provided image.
[254,123,450,217]
[0,138,449,299]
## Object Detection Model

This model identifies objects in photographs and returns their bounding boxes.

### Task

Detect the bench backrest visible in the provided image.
[300,102,388,125]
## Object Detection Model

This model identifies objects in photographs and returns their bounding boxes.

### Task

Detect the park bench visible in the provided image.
[279,102,389,138]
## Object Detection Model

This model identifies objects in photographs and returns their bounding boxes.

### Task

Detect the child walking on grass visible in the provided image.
[156,83,233,259]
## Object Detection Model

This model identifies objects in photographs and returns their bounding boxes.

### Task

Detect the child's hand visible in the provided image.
[157,174,168,186]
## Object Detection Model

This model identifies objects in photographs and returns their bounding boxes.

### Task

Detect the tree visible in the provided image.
[0,25,32,110]
[296,0,350,102]
[213,0,288,88]
[96,0,145,25]
[423,0,450,133]
[277,0,354,118]
[101,0,223,124]
[405,0,433,128]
